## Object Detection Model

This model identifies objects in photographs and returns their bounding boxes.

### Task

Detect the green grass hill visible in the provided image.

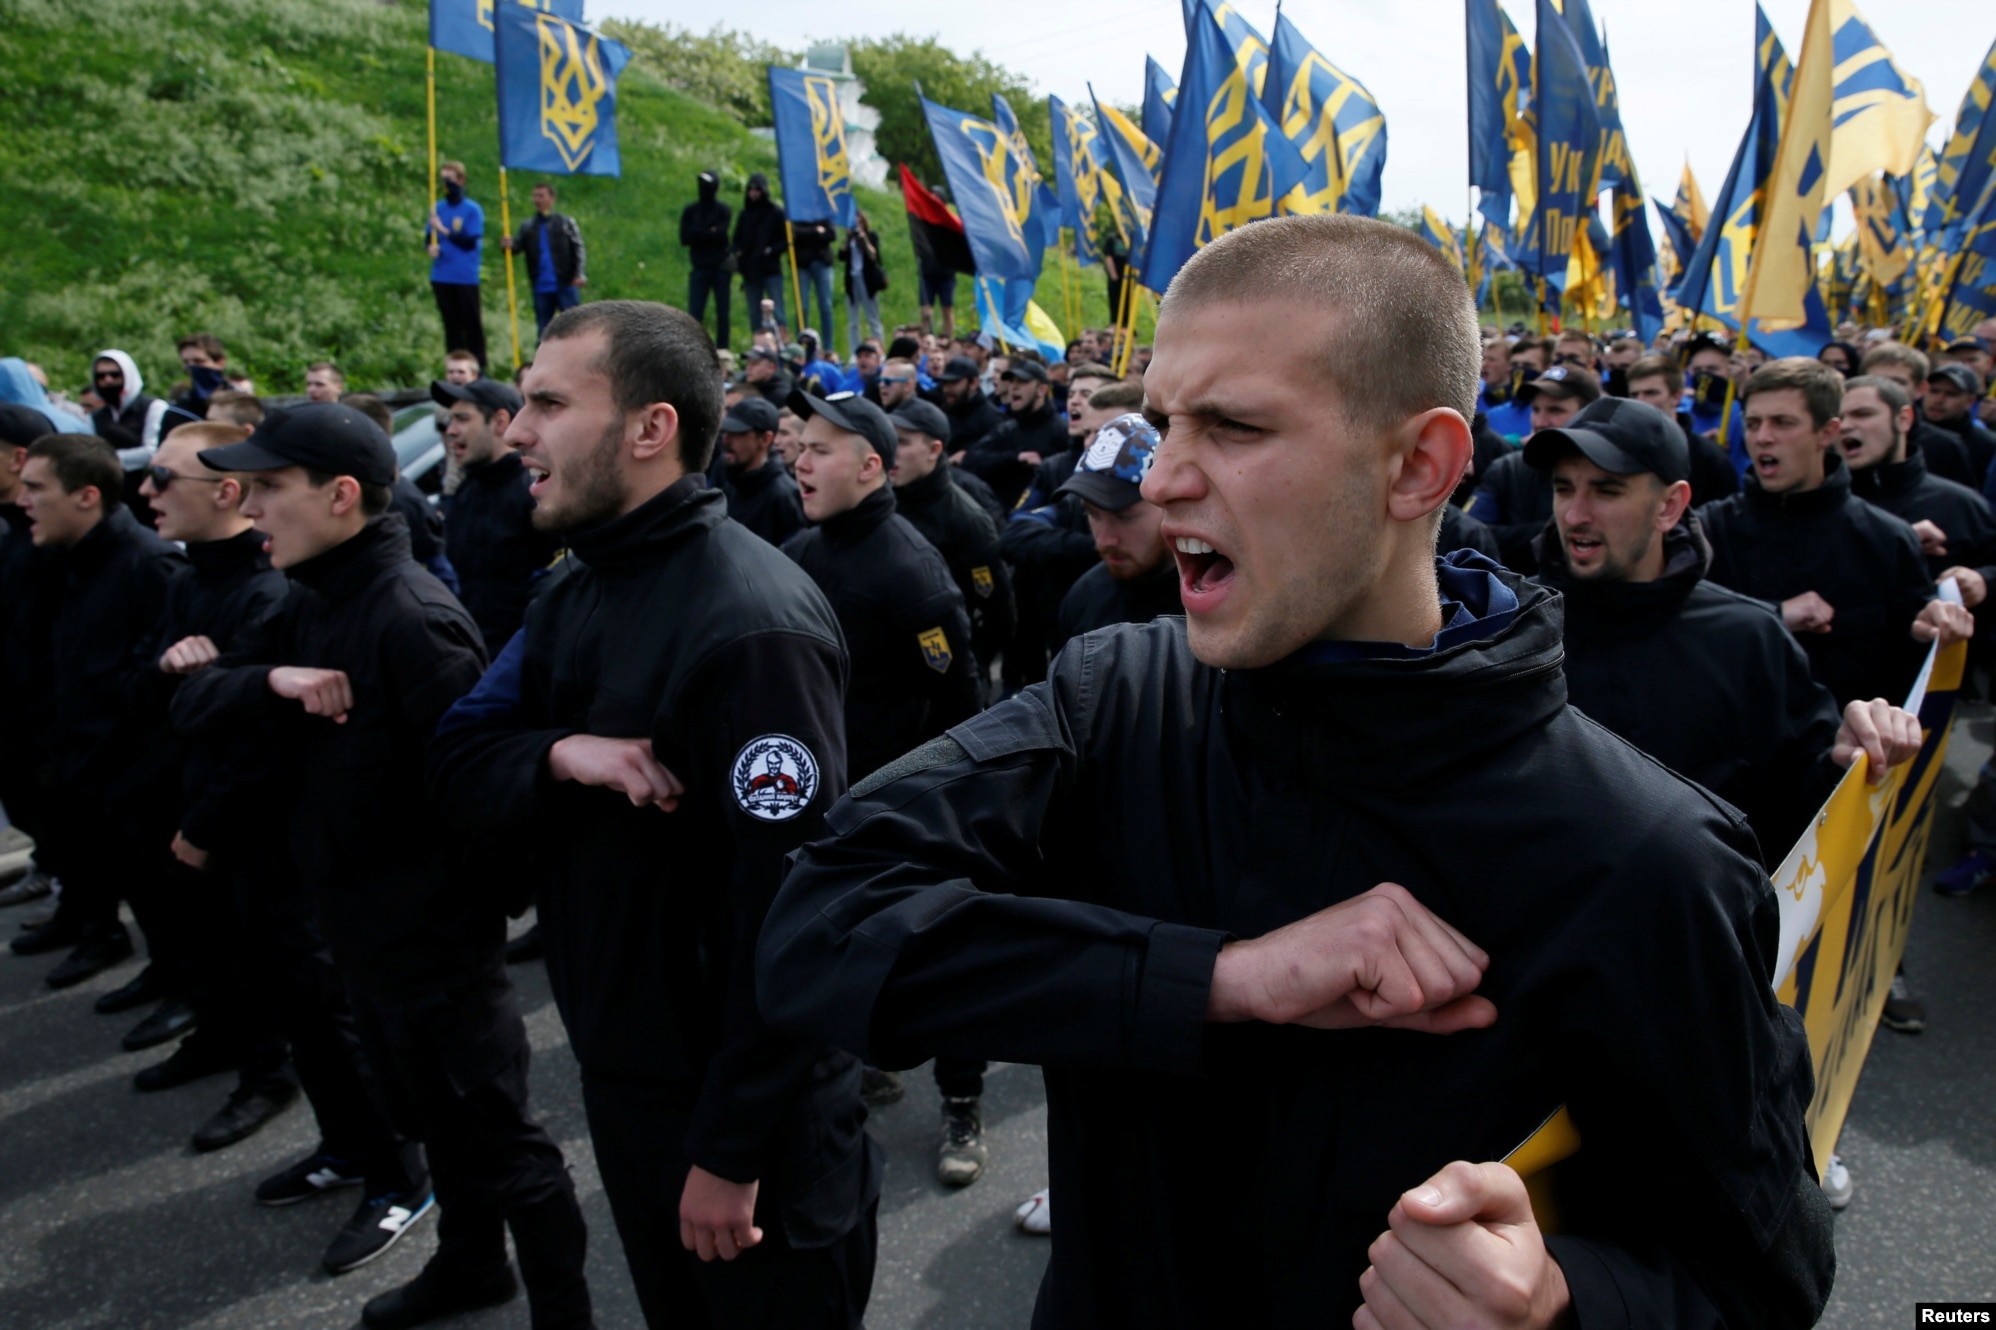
[1,0,1146,397]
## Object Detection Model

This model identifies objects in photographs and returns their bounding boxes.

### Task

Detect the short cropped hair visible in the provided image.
[167,421,252,454]
[1627,354,1684,397]
[445,348,480,366]
[307,361,345,388]
[532,181,556,197]
[1859,341,1930,381]
[27,434,122,505]
[206,390,265,425]
[1742,356,1844,428]
[1844,374,1911,416]
[1068,363,1120,388]
[177,332,226,362]
[440,159,467,181]
[1160,214,1480,434]
[541,300,725,474]
[1091,381,1147,413]
[340,393,396,435]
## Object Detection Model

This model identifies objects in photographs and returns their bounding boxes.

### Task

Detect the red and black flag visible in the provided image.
[900,162,977,277]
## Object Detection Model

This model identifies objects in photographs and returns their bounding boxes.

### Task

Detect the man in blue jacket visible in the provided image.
[427,161,486,370]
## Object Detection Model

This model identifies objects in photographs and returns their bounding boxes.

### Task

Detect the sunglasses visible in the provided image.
[880,375,915,385]
[149,466,227,492]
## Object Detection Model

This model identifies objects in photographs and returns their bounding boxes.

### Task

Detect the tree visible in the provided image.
[848,35,1051,185]
[601,20,792,126]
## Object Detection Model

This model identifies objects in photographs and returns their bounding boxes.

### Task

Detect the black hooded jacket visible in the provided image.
[1535,517,1842,860]
[1909,418,1974,489]
[782,485,981,784]
[709,451,806,548]
[732,173,789,279]
[968,400,1070,508]
[444,451,560,655]
[943,386,1006,458]
[1848,443,1996,583]
[895,460,1016,668]
[679,174,732,269]
[1698,451,1935,708]
[426,477,879,1245]
[1053,559,1181,654]
[761,558,1832,1329]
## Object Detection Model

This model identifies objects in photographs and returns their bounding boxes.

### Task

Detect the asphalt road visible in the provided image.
[2,711,1993,1328]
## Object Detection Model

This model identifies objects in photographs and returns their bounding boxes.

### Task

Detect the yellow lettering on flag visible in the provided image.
[1745,0,1833,331]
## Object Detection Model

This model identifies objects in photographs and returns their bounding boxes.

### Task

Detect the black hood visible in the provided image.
[697,173,719,203]
[745,172,771,203]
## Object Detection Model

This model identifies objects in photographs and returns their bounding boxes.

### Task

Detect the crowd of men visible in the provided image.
[2,207,1995,1329]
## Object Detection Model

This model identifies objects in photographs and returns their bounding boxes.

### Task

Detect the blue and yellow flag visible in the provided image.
[1611,181,1665,343]
[1144,0,1307,290]
[494,6,630,177]
[1091,86,1162,264]
[1926,35,1996,242]
[1821,0,1933,202]
[1511,0,1599,305]
[1421,207,1468,276]
[1556,0,1630,194]
[1050,95,1105,267]
[431,0,581,66]
[1144,57,1178,149]
[1263,11,1387,219]
[768,66,857,228]
[919,92,1041,281]
[1674,5,1832,356]
[1466,0,1531,230]
[1748,0,1832,332]
[992,93,1057,257]
[1851,174,1911,288]
[1936,205,1996,342]
[1199,1,1272,97]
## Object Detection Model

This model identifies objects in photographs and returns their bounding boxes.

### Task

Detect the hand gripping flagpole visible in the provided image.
[499,166,522,368]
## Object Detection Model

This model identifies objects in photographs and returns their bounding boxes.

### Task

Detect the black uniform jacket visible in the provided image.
[124,529,288,846]
[1699,451,1935,708]
[40,506,185,802]
[1467,448,1552,573]
[1536,517,1841,860]
[1440,503,1502,561]
[710,452,806,548]
[782,485,981,784]
[172,515,492,991]
[761,562,1832,1329]
[1848,445,1996,583]
[444,451,559,655]
[968,402,1070,508]
[1909,418,1973,488]
[1678,410,1743,508]
[943,387,1005,458]
[0,500,57,774]
[894,461,1016,668]
[1053,560,1181,655]
[427,477,878,1245]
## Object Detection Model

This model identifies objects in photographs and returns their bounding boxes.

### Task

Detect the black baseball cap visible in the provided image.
[1515,364,1602,406]
[1930,363,1984,396]
[198,402,398,486]
[430,376,523,415]
[747,346,781,364]
[1055,413,1162,512]
[1001,359,1049,384]
[789,388,898,461]
[1523,396,1690,486]
[719,397,780,434]
[889,399,952,444]
[938,356,981,383]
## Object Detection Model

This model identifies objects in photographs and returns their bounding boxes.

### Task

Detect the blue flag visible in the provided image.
[1927,35,1996,243]
[1091,87,1162,268]
[1144,0,1307,290]
[1144,57,1178,148]
[494,6,630,177]
[1465,0,1530,229]
[992,93,1055,262]
[919,93,1041,281]
[1611,183,1665,344]
[1262,11,1387,218]
[1510,0,1600,303]
[1558,0,1631,193]
[1050,95,1104,266]
[768,67,858,228]
[1653,195,1697,287]
[1207,2,1272,96]
[431,0,583,66]
[1937,204,1996,342]
[1674,6,1832,356]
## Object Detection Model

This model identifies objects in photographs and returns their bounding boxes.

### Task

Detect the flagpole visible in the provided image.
[1059,243,1076,347]
[498,166,522,369]
[426,47,439,227]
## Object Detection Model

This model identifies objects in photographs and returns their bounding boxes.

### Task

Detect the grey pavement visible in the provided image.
[4,709,1995,1327]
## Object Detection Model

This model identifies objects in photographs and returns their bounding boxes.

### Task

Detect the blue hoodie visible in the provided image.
[0,358,86,436]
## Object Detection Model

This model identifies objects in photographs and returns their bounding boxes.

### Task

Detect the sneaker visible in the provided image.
[0,870,54,908]
[256,1150,367,1207]
[323,1185,436,1274]
[360,1262,517,1329]
[1821,1154,1853,1210]
[95,965,162,1015]
[1013,1187,1051,1235]
[860,1066,904,1108]
[937,1096,988,1188]
[46,929,134,989]
[1881,973,1926,1034]
[17,898,61,931]
[1935,849,1996,897]
[133,1035,240,1092]
[192,1082,298,1153]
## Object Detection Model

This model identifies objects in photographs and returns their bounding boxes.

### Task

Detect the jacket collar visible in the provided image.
[285,513,412,602]
[61,505,144,574]
[185,526,270,580]
[1534,515,1711,640]
[463,451,526,488]
[1741,446,1852,517]
[819,483,896,547]
[728,453,789,497]
[1848,445,1926,501]
[894,462,952,507]
[565,474,718,570]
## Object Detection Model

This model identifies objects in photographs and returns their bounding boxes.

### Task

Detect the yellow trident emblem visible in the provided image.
[962,118,1030,249]
[1066,116,1104,218]
[537,15,609,172]
[1196,62,1278,245]
[802,74,852,204]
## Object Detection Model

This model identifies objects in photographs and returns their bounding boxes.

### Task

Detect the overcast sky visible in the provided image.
[603,0,1994,238]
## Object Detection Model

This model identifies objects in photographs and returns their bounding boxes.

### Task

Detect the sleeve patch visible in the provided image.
[971,565,995,598]
[731,734,820,822]
[918,626,953,673]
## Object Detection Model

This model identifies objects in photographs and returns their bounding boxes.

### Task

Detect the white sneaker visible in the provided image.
[1014,1187,1051,1235]
[1821,1154,1853,1210]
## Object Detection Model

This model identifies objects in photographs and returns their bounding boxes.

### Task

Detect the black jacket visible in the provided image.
[950,463,1008,527]
[1678,410,1743,507]
[733,176,789,279]
[790,218,835,269]
[426,477,878,1244]
[1439,504,1501,560]
[1928,409,1996,489]
[895,461,1016,668]
[783,485,981,783]
[39,506,185,802]
[1450,411,1513,507]
[1849,445,1996,583]
[840,228,887,298]
[444,452,560,655]
[127,529,288,849]
[1909,418,1974,489]
[968,401,1070,508]
[679,177,733,269]
[762,562,1832,1329]
[391,477,450,572]
[710,452,806,548]
[1467,449,1551,573]
[1000,491,1099,686]
[943,386,1006,459]
[748,367,795,410]
[1536,517,1841,860]
[511,211,586,288]
[1053,560,1181,654]
[0,499,57,773]
[1699,451,1935,708]
[172,515,491,990]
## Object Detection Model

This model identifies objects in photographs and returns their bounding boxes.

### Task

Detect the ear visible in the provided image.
[1387,408,1474,524]
[215,477,243,511]
[75,484,103,513]
[628,402,683,467]
[327,476,363,517]
[491,408,513,436]
[1896,404,1915,435]
[1657,479,1693,531]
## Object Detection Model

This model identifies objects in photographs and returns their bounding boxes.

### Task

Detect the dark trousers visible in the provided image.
[533,285,582,335]
[42,791,143,940]
[688,266,730,348]
[581,1077,876,1329]
[741,270,787,340]
[432,281,487,369]
[934,1056,986,1100]
[349,968,592,1329]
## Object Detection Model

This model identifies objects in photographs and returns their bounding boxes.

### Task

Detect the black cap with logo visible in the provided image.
[1515,364,1603,406]
[719,397,780,434]
[889,399,952,444]
[430,376,523,416]
[1523,396,1690,486]
[197,402,399,486]
[1055,413,1162,512]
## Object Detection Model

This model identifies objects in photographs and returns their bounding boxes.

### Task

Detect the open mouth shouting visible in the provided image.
[1172,534,1237,614]
[522,456,552,499]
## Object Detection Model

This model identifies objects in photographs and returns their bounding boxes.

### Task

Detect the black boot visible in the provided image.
[508,1189,595,1329]
[94,964,162,1014]
[46,928,134,989]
